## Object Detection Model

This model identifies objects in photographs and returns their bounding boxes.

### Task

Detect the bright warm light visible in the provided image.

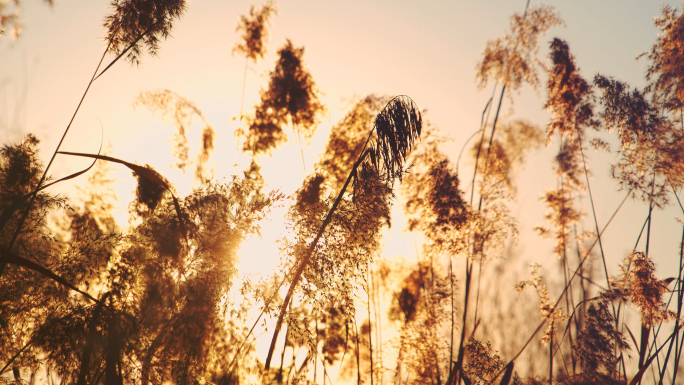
[237,203,289,277]
[5,1,684,383]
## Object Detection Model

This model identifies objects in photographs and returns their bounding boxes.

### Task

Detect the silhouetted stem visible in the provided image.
[673,234,684,384]
[571,223,584,374]
[577,132,619,371]
[472,261,483,335]
[477,85,506,212]
[264,130,374,370]
[234,57,249,156]
[637,175,657,384]
[2,19,164,278]
[658,222,684,384]
[455,258,472,385]
[577,131,612,295]
[355,316,361,385]
[333,325,350,385]
[367,268,374,385]
[0,335,36,375]
[629,325,683,385]
[469,87,496,205]
[314,317,318,383]
[645,174,656,257]
[323,351,328,385]
[295,126,306,170]
[456,83,504,385]
[449,257,455,378]
[673,324,684,385]
[0,42,109,279]
[549,326,553,384]
[278,312,288,383]
[372,265,383,382]
[557,138,575,334]
[1,251,99,303]
[239,58,248,125]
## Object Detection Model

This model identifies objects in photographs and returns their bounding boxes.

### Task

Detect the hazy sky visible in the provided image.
[5,1,684,380]
[1,0,683,284]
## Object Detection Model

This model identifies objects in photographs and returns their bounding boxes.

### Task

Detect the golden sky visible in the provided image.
[3,0,684,379]
[1,0,683,302]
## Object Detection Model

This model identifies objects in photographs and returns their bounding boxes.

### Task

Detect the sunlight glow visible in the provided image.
[3,0,684,383]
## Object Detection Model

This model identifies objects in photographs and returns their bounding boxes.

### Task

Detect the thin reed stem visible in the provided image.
[373,265,383,383]
[455,258,472,385]
[673,233,684,384]
[577,131,620,371]
[449,256,455,378]
[577,131,612,294]
[278,307,289,384]
[658,222,684,383]
[673,325,684,385]
[236,57,249,154]
[2,17,166,278]
[264,120,376,371]
[473,260,483,334]
[1,42,109,278]
[0,335,37,375]
[549,326,553,384]
[476,85,505,212]
[638,174,658,385]
[367,266,374,385]
[355,315,361,385]
[469,86,496,205]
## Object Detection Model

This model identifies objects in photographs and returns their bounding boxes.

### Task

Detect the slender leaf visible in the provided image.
[0,251,99,303]
[626,324,640,356]
[499,361,515,385]
[0,147,99,233]
[57,151,186,231]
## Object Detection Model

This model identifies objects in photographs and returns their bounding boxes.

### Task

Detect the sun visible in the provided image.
[236,202,290,277]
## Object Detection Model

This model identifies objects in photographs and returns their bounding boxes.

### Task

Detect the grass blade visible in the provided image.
[0,250,99,303]
[57,151,186,233]
[626,325,640,356]
[0,141,101,233]
[499,361,514,385]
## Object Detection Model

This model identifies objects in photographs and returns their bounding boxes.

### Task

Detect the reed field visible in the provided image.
[1,1,683,384]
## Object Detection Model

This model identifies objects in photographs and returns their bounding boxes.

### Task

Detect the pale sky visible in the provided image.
[2,0,680,268]
[2,0,684,379]
[2,0,684,319]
